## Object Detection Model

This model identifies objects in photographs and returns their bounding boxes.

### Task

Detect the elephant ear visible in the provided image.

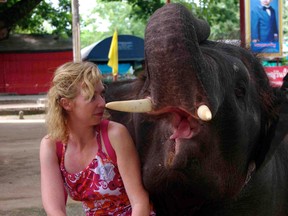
[256,74,288,169]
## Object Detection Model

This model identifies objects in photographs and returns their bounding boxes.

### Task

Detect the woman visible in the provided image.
[40,61,154,216]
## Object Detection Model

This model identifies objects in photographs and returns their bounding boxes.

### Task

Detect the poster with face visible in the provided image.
[245,0,283,57]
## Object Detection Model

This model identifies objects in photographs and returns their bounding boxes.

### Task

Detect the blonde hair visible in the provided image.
[45,61,102,143]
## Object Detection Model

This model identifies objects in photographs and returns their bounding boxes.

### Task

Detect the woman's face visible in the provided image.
[69,81,106,126]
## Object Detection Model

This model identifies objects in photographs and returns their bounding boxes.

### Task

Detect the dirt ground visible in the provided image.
[0,116,85,216]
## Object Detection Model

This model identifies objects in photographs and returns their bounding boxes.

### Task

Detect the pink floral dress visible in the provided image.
[58,120,132,215]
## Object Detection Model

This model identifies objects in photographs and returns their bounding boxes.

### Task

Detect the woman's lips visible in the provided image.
[94,112,103,116]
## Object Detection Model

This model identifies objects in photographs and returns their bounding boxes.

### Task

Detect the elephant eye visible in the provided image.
[234,85,246,98]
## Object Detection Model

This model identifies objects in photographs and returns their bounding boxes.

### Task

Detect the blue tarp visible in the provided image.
[97,63,131,75]
[81,35,144,62]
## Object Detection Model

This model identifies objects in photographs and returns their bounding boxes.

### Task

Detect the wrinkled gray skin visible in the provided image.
[105,3,288,216]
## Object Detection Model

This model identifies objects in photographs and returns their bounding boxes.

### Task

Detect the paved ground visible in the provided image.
[0,95,85,216]
[0,94,47,116]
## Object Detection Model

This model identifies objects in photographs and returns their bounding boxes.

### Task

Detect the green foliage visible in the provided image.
[80,0,146,48]
[48,0,72,37]
[1,0,287,44]
[0,0,72,37]
[13,1,53,34]
[206,0,240,39]
[100,0,240,40]
[99,0,164,21]
[283,0,288,37]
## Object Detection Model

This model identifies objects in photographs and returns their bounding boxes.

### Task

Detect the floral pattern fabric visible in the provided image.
[59,144,132,216]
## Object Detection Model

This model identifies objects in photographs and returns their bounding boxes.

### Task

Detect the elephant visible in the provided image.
[104,3,288,216]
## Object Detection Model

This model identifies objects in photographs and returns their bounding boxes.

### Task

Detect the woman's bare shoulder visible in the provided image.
[40,135,57,151]
[41,134,54,144]
[106,120,128,136]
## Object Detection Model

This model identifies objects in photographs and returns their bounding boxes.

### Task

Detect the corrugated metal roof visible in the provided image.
[0,34,72,53]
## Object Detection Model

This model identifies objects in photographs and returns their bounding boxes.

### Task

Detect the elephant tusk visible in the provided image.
[197,105,212,121]
[105,98,152,113]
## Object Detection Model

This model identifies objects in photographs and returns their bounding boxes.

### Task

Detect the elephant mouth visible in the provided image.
[160,108,202,167]
[105,98,209,167]
[169,111,198,140]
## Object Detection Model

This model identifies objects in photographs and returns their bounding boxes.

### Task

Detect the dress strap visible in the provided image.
[96,125,102,152]
[100,119,117,164]
[55,141,68,204]
[56,141,63,164]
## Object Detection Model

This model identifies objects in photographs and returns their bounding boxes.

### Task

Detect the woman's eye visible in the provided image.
[90,95,96,101]
[101,91,106,98]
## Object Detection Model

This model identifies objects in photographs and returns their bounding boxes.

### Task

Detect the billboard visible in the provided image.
[265,66,288,87]
[245,0,283,57]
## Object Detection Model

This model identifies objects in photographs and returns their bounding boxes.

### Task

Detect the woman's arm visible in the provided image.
[108,121,151,216]
[39,136,67,216]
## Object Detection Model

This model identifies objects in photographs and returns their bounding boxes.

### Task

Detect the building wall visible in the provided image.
[0,51,72,94]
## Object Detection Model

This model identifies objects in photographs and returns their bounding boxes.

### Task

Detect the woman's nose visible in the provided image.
[98,96,106,107]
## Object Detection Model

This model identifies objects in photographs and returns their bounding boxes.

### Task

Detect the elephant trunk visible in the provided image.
[144,3,221,117]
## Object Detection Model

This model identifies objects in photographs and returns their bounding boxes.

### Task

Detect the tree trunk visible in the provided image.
[0,0,42,40]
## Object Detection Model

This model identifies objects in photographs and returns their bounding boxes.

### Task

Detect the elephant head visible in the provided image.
[105,3,288,215]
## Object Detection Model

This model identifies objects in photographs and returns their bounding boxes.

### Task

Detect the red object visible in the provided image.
[0,51,72,94]
[239,0,246,48]
[264,66,288,87]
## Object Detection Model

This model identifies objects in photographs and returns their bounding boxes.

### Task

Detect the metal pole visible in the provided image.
[71,0,81,62]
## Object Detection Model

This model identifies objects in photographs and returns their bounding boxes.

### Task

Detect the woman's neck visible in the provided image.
[67,125,98,150]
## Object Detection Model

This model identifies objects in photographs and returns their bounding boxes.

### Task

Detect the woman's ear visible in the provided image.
[60,98,72,111]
